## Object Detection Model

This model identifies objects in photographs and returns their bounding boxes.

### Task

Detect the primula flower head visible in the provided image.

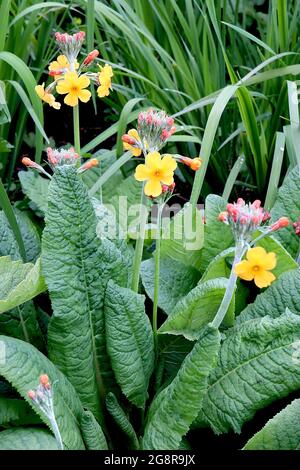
[135,151,177,197]
[137,109,176,152]
[56,71,91,107]
[35,83,61,109]
[47,147,79,167]
[122,129,142,157]
[235,246,276,288]
[55,31,85,68]
[48,55,79,80]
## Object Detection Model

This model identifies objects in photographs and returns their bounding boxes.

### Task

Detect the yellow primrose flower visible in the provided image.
[56,71,91,107]
[48,55,79,79]
[97,64,113,98]
[123,129,142,157]
[135,151,177,197]
[234,246,276,288]
[35,83,61,109]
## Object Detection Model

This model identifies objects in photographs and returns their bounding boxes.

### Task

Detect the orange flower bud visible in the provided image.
[190,157,202,171]
[78,158,99,173]
[22,157,38,168]
[218,211,228,222]
[270,216,289,232]
[28,390,36,400]
[122,134,136,146]
[83,49,99,66]
[39,374,49,386]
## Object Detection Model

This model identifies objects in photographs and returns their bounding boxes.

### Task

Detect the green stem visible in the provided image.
[152,204,162,354]
[73,105,80,155]
[131,184,149,293]
[211,240,246,329]
[17,306,30,343]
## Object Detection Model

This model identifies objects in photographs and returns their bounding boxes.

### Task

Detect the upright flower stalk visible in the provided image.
[73,104,80,155]
[212,198,289,329]
[131,185,149,293]
[152,203,163,354]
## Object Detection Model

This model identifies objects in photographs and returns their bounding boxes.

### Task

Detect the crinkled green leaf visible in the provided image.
[243,399,300,450]
[160,203,204,269]
[0,335,85,449]
[271,165,300,257]
[0,301,44,350]
[200,247,235,282]
[106,392,139,449]
[105,280,154,408]
[159,278,235,340]
[199,311,300,434]
[159,335,194,384]
[80,410,108,450]
[141,258,201,316]
[0,398,41,427]
[0,209,41,262]
[18,171,49,216]
[0,257,46,314]
[0,427,58,450]
[202,195,234,270]
[237,267,300,324]
[42,166,129,421]
[142,325,220,450]
[109,176,142,232]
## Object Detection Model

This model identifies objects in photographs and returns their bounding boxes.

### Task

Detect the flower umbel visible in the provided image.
[135,109,176,152]
[235,246,277,288]
[135,151,177,197]
[55,31,85,69]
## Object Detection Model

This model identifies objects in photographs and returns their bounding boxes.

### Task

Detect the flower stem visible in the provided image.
[131,184,149,293]
[73,105,80,155]
[211,240,246,329]
[152,204,162,354]
[50,414,64,450]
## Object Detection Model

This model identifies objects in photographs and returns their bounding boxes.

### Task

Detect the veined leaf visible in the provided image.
[141,258,201,316]
[0,397,41,427]
[202,195,234,270]
[106,392,139,449]
[158,334,194,384]
[18,171,49,216]
[105,280,154,408]
[159,278,235,340]
[159,203,204,270]
[270,165,300,257]
[142,325,220,450]
[200,247,235,282]
[42,166,129,421]
[0,335,85,449]
[199,311,300,434]
[0,427,58,450]
[0,257,46,314]
[80,410,108,450]
[237,267,300,324]
[243,399,300,450]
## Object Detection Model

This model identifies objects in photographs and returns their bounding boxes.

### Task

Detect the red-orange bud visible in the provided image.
[218,211,228,222]
[39,374,49,386]
[28,390,36,400]
[122,134,136,146]
[22,157,38,168]
[270,216,289,232]
[83,49,99,65]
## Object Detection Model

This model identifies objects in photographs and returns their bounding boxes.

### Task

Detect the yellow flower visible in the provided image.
[234,246,277,288]
[97,64,113,98]
[56,72,91,107]
[48,55,79,80]
[123,129,142,157]
[35,83,61,109]
[135,151,177,197]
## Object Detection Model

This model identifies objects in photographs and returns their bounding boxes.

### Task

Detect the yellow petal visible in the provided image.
[64,71,78,81]
[97,85,109,97]
[144,179,162,197]
[56,81,70,95]
[234,260,254,281]
[35,84,45,99]
[135,164,150,181]
[78,89,91,103]
[161,174,174,185]
[161,154,177,172]
[131,147,142,157]
[260,251,277,270]
[64,93,78,107]
[78,75,90,89]
[246,246,267,265]
[57,55,69,67]
[145,151,161,169]
[254,270,276,288]
[51,101,61,110]
[128,129,140,141]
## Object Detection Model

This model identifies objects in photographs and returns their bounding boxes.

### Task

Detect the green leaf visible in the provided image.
[159,278,235,340]
[105,280,154,408]
[237,267,300,324]
[254,233,298,278]
[106,392,139,449]
[0,209,41,262]
[243,399,300,450]
[0,257,46,314]
[0,398,41,427]
[0,335,85,449]
[109,176,143,233]
[200,247,235,282]
[18,171,49,216]
[0,301,44,350]
[80,410,108,450]
[201,195,234,270]
[159,203,204,270]
[141,258,201,316]
[158,335,194,384]
[199,311,300,434]
[271,165,300,257]
[42,166,129,421]
[142,325,220,450]
[0,427,59,450]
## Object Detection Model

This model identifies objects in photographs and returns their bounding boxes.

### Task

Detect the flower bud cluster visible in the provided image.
[137,109,176,152]
[47,147,79,167]
[28,374,54,420]
[293,217,300,236]
[55,31,85,68]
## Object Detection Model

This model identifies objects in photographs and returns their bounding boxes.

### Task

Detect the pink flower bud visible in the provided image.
[22,157,39,169]
[237,198,245,206]
[218,211,228,222]
[39,374,49,386]
[28,390,36,400]
[122,134,136,146]
[262,211,271,222]
[161,184,169,193]
[251,215,260,225]
[270,217,289,232]
[167,117,174,126]
[161,129,170,141]
[252,200,261,209]
[83,49,99,66]
[239,215,248,225]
